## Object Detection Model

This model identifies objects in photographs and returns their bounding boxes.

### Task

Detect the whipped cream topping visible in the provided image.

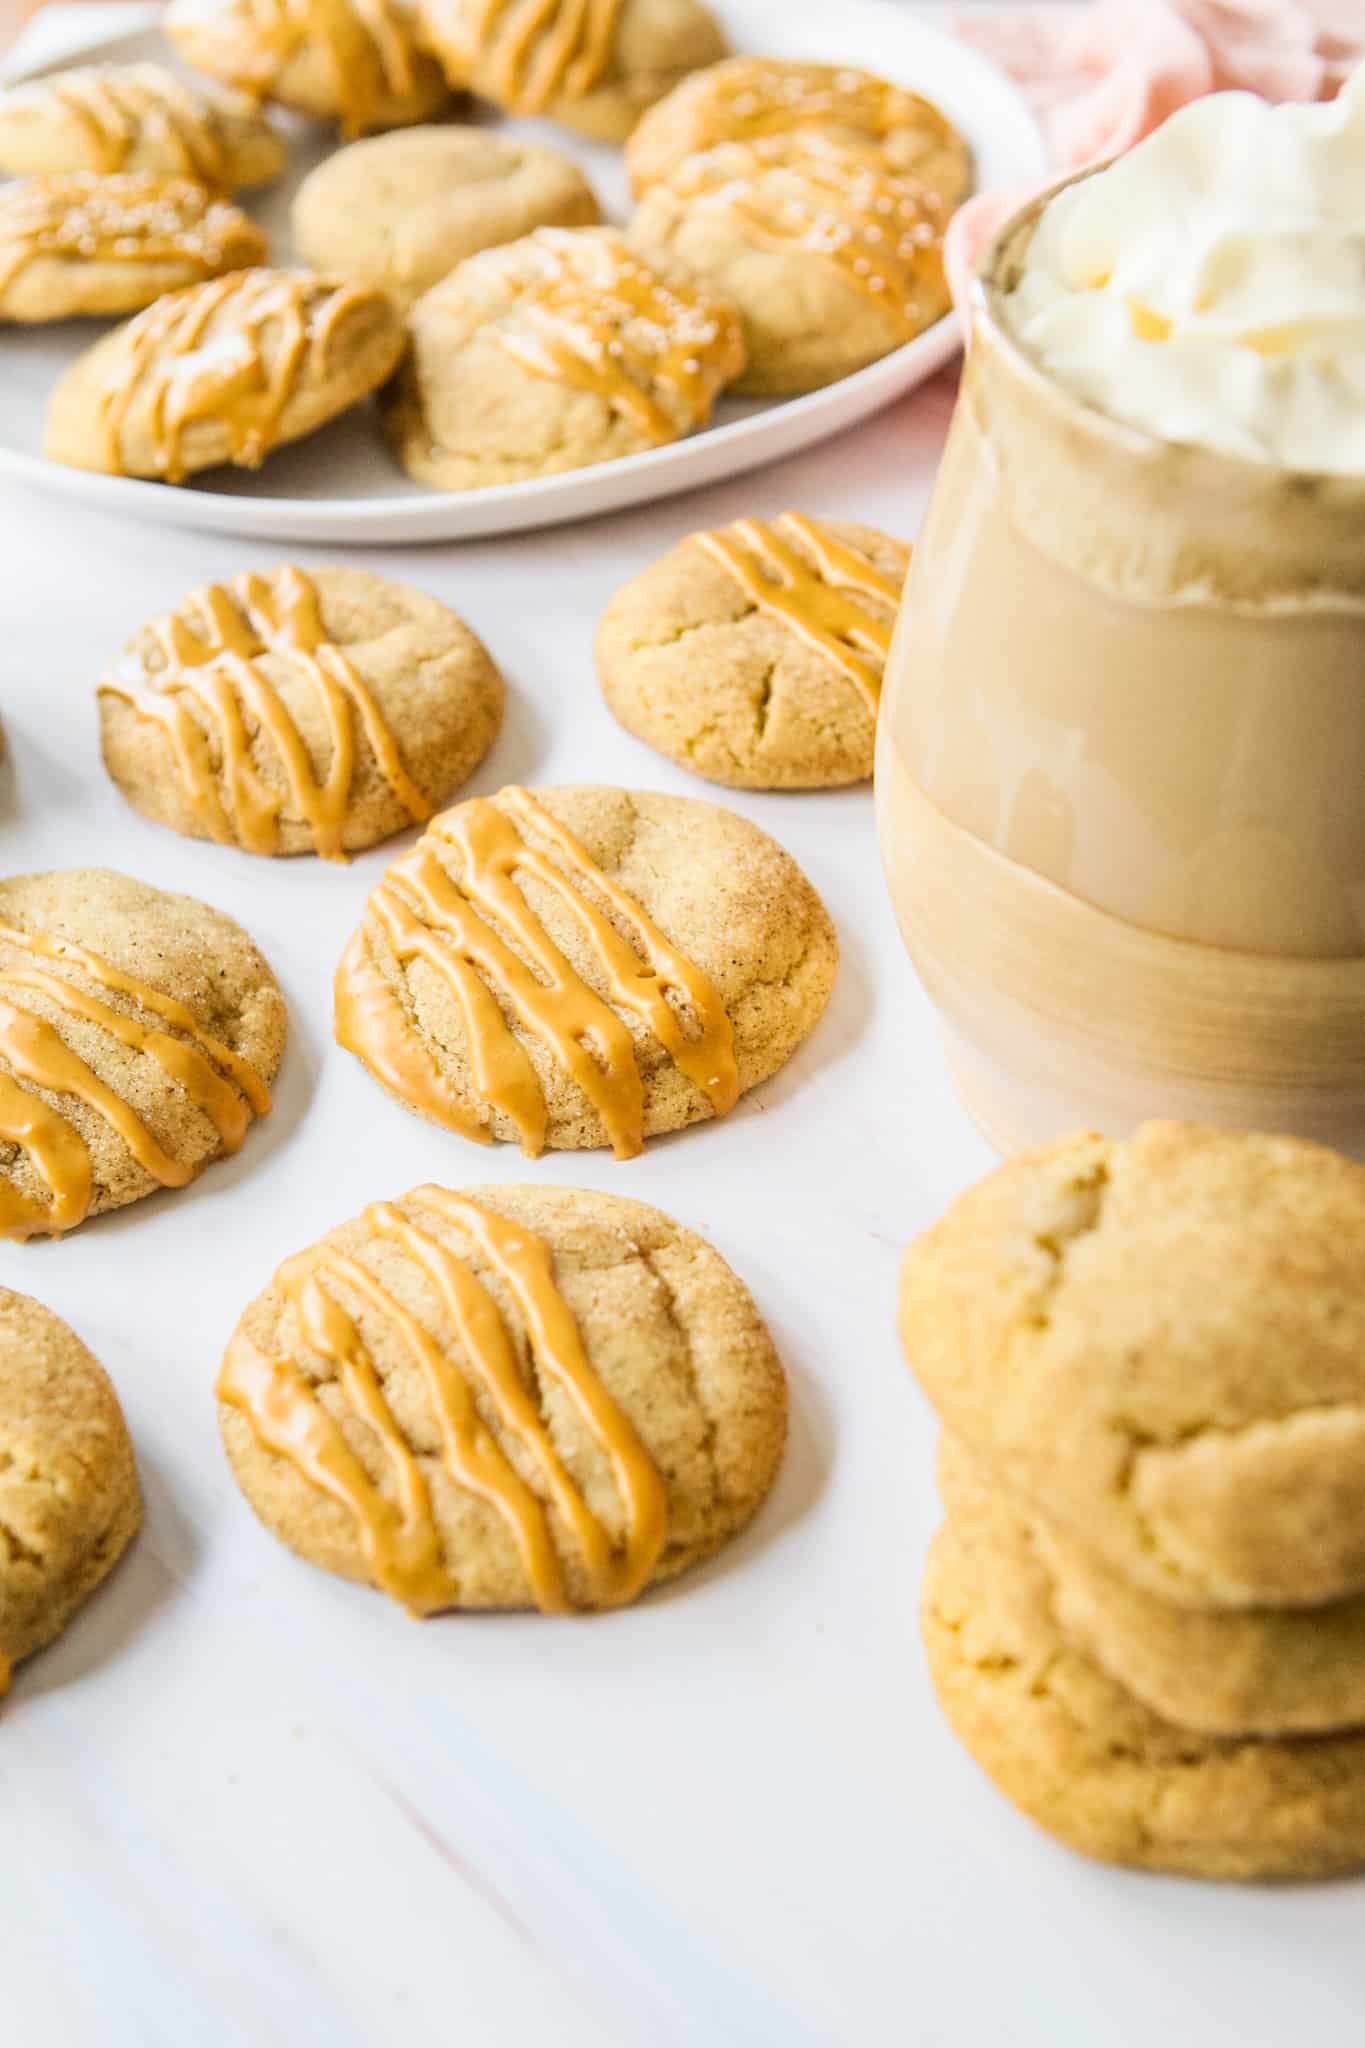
[1001,67,1365,471]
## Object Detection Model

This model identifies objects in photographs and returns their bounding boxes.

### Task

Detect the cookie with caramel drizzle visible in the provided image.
[219,1183,787,1612]
[418,0,726,141]
[335,783,838,1154]
[627,54,973,204]
[0,869,285,1241]
[386,226,745,491]
[597,513,909,788]
[98,565,504,861]
[0,172,266,325]
[629,130,951,394]
[164,0,448,138]
[45,267,405,482]
[0,62,286,189]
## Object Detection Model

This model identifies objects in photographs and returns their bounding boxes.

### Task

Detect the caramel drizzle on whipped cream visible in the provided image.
[175,0,422,139]
[694,512,908,712]
[490,230,731,443]
[0,923,271,1240]
[99,565,431,861]
[468,0,622,112]
[39,65,236,183]
[95,268,372,481]
[0,173,260,300]
[335,785,739,1158]
[662,133,946,335]
[218,1187,668,1613]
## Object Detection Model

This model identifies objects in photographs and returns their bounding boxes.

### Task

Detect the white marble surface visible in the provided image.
[4,11,1365,2046]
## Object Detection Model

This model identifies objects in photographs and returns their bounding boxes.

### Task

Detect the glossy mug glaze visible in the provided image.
[876,175,1365,1154]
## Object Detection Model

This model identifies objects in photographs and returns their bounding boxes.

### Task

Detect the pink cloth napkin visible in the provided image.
[945,0,1365,305]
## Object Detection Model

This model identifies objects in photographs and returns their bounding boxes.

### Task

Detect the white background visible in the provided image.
[5,9,1365,2048]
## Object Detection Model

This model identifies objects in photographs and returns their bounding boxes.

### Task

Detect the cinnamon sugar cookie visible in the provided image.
[384,227,744,490]
[292,125,602,303]
[0,1291,141,1691]
[45,269,405,482]
[0,173,266,324]
[334,783,838,1155]
[923,1468,1365,1880]
[218,1183,787,1611]
[419,0,726,142]
[597,514,909,787]
[629,132,951,393]
[626,57,972,203]
[99,566,504,860]
[0,62,286,190]
[0,868,284,1239]
[164,0,448,137]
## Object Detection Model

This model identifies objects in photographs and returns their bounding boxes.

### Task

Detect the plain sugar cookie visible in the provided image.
[99,564,504,860]
[334,782,838,1155]
[219,1183,787,1610]
[291,124,602,303]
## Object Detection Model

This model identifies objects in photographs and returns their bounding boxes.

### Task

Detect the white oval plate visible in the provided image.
[0,1,1043,542]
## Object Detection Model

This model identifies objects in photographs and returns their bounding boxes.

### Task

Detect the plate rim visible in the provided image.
[0,3,1046,542]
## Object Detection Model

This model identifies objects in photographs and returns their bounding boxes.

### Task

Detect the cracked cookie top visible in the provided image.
[334,782,838,1154]
[596,514,909,789]
[900,1122,1365,1612]
[218,1183,787,1611]
[0,1288,141,1689]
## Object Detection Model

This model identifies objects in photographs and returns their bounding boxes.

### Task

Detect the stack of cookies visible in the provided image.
[899,1122,1365,1881]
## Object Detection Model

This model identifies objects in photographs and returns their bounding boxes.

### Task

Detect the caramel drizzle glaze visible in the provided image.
[0,176,259,300]
[694,512,909,715]
[99,566,431,862]
[0,924,271,1241]
[188,0,421,139]
[687,60,927,152]
[96,269,372,482]
[666,134,945,335]
[45,66,233,185]
[218,1188,669,1613]
[494,232,729,442]
[469,0,622,112]
[336,785,739,1159]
